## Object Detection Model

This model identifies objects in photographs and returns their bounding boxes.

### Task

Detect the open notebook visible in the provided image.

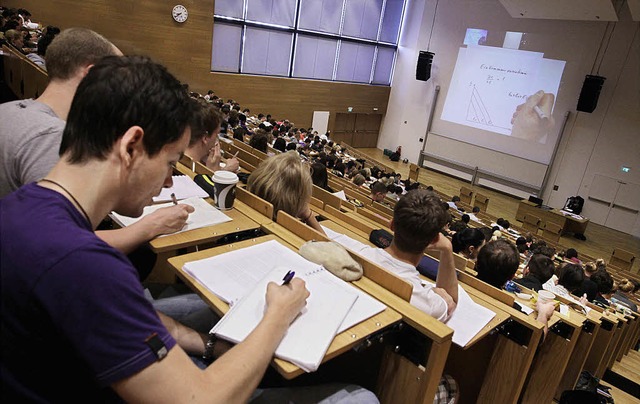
[183,240,387,372]
[110,197,231,237]
[153,175,208,203]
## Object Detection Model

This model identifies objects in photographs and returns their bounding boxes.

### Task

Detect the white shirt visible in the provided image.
[322,227,449,321]
[356,247,449,321]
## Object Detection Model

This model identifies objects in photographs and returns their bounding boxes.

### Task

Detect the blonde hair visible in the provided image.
[619,279,634,293]
[247,151,311,219]
[5,29,22,42]
[352,174,365,186]
[584,262,597,275]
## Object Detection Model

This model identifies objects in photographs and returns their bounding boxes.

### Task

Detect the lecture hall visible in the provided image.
[1,0,639,403]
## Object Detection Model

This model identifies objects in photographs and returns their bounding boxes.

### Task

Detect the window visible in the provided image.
[212,0,406,85]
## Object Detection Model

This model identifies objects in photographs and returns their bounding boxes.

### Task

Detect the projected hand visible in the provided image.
[510,90,555,143]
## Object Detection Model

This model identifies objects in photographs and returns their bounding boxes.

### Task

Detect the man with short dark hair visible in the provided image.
[1,55,375,403]
[475,239,520,289]
[370,180,388,203]
[344,189,458,321]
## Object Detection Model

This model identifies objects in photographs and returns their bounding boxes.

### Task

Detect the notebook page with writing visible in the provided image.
[110,197,231,237]
[153,176,208,202]
[211,265,358,372]
[183,240,386,332]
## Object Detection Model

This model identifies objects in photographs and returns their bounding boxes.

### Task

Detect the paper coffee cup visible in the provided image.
[212,171,239,210]
[538,290,555,303]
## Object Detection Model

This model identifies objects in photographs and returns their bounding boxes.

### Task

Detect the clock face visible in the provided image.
[172,5,188,23]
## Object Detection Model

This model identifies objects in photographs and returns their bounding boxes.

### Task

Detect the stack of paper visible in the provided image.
[183,240,386,372]
[110,197,231,237]
[153,176,209,203]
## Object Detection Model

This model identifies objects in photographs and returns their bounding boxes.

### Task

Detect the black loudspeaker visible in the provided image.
[577,75,605,113]
[416,51,434,81]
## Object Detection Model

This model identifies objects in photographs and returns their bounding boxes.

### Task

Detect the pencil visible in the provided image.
[171,193,178,205]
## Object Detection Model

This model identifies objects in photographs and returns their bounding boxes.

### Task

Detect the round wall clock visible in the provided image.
[172,5,188,23]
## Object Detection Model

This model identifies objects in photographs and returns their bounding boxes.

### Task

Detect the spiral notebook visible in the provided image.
[183,240,387,372]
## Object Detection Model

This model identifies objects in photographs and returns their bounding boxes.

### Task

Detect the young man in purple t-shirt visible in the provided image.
[0,55,376,402]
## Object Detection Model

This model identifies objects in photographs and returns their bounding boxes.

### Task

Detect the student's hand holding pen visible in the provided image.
[223,152,240,173]
[264,277,310,326]
[140,204,195,237]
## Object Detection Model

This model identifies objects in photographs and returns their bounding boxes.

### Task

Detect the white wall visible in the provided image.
[379,0,640,237]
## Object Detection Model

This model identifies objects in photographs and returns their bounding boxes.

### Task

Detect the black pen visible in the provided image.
[171,193,178,205]
[282,270,295,285]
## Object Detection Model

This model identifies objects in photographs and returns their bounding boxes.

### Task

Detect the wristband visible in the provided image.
[202,334,217,364]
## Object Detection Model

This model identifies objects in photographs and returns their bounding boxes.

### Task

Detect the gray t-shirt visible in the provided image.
[0,99,64,197]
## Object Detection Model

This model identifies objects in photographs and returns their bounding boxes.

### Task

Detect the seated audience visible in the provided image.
[185,99,239,173]
[467,206,481,222]
[310,162,333,193]
[565,248,582,265]
[451,228,486,261]
[611,279,638,312]
[26,26,60,69]
[514,254,554,292]
[248,151,326,236]
[272,136,286,152]
[590,269,614,307]
[543,263,585,300]
[249,131,269,153]
[447,195,461,210]
[475,239,520,289]
[515,236,529,255]
[369,181,388,203]
[4,28,24,53]
[573,261,599,302]
[352,173,366,186]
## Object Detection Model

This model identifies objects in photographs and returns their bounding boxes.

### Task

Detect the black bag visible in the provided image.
[575,371,599,392]
[369,229,393,248]
[389,152,400,162]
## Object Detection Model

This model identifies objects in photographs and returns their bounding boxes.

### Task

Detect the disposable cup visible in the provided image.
[212,171,239,210]
[538,290,555,303]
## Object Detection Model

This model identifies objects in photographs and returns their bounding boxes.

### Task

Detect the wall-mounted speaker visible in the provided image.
[416,51,434,81]
[577,75,606,113]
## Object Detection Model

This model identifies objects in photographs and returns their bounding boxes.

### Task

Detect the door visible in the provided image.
[586,174,640,234]
[333,113,355,146]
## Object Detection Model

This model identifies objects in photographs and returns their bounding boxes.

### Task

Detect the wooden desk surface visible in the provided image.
[149,201,260,253]
[167,235,402,380]
[321,220,374,247]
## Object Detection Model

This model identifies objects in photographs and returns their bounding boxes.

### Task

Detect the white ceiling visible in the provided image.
[498,0,619,21]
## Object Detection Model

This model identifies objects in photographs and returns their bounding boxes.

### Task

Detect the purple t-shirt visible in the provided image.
[1,183,176,401]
